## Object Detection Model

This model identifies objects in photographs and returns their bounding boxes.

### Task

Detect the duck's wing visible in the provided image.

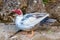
[20,13,49,27]
[26,13,49,27]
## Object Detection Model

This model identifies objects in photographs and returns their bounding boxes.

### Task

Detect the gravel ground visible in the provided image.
[0,23,60,40]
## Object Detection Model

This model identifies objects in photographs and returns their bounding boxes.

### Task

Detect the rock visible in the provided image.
[45,1,60,22]
[26,0,46,13]
[46,19,56,23]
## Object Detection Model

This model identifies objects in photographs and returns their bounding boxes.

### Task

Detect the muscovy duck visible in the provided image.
[12,9,49,37]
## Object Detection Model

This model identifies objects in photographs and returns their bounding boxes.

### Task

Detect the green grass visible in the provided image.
[43,0,48,4]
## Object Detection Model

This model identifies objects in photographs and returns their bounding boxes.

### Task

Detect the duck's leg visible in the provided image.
[26,30,34,38]
[20,31,34,38]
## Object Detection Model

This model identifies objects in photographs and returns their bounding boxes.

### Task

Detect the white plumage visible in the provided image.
[15,13,49,31]
[23,17,36,25]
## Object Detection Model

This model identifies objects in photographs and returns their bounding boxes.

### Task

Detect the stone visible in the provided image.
[45,1,60,22]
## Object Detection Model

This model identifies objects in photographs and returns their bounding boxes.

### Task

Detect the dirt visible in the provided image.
[0,23,60,40]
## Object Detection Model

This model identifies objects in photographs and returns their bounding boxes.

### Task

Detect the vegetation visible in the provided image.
[43,0,48,4]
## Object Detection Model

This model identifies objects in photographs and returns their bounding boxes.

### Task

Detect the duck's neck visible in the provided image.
[16,14,23,19]
[15,14,23,24]
[18,14,23,17]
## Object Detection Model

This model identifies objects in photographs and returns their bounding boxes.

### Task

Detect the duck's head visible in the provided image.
[12,9,23,15]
